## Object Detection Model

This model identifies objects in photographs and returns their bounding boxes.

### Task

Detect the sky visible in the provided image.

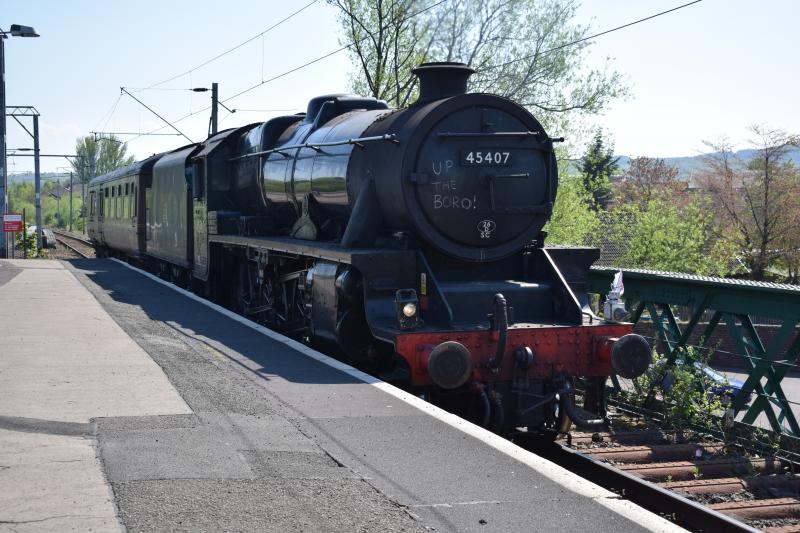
[3,0,798,174]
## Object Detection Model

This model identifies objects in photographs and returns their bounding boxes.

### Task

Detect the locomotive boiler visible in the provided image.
[87,62,651,436]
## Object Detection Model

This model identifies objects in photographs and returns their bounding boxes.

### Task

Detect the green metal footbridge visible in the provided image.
[589,267,800,443]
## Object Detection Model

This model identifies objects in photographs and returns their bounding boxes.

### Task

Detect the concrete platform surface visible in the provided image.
[0,259,191,533]
[0,259,191,422]
[1,258,685,532]
[0,428,118,533]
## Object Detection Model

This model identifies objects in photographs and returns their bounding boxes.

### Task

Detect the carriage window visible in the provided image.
[125,183,129,196]
[133,185,137,216]
[192,161,205,199]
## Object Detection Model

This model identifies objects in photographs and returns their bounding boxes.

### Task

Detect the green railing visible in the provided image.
[588,267,800,437]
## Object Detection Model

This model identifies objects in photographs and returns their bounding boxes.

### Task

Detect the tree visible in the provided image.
[544,172,600,245]
[606,197,737,276]
[779,221,800,284]
[776,171,800,283]
[698,126,799,281]
[330,0,626,128]
[616,157,683,210]
[70,135,135,184]
[580,130,618,210]
[329,0,427,107]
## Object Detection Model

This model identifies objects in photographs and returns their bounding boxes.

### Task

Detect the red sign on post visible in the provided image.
[3,213,23,233]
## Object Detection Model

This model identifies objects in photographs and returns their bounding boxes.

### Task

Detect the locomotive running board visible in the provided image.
[208,234,410,265]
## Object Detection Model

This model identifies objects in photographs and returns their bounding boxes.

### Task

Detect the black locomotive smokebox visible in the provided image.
[413,62,475,104]
[347,62,558,262]
[397,92,556,260]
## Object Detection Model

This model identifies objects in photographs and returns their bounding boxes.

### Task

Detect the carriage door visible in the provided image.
[191,158,209,281]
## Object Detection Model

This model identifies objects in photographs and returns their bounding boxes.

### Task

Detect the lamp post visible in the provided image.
[192,83,236,137]
[48,188,62,228]
[0,24,39,258]
[57,167,74,232]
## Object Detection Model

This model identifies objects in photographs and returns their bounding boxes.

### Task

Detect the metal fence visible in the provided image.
[589,267,800,437]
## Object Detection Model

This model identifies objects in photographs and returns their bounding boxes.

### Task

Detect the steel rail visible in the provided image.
[52,229,93,258]
[522,440,760,533]
[53,236,90,258]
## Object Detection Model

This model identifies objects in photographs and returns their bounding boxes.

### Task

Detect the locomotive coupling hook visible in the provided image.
[562,381,607,430]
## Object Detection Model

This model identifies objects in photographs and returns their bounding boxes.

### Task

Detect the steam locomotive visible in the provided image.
[87,62,651,436]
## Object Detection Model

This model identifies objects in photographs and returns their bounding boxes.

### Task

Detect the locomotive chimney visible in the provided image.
[412,62,475,105]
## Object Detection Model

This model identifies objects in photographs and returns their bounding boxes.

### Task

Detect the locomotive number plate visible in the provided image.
[460,150,512,166]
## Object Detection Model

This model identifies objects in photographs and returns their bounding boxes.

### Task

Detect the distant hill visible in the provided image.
[11,146,799,184]
[8,172,70,183]
[614,147,800,181]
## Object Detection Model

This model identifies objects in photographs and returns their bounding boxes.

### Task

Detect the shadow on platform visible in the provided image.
[67,258,362,387]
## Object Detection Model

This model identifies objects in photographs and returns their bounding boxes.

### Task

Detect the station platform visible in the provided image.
[0,258,683,532]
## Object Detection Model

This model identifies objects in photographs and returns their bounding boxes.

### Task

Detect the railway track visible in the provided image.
[41,228,798,532]
[51,229,95,259]
[519,424,800,533]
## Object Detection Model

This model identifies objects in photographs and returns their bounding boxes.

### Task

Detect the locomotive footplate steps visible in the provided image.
[14,257,679,532]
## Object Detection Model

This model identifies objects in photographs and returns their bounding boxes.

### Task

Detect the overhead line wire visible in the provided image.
[221,0,448,104]
[120,87,194,143]
[100,95,123,133]
[479,0,704,72]
[221,44,353,103]
[91,94,123,132]
[142,0,319,90]
[125,0,447,142]
[105,0,701,145]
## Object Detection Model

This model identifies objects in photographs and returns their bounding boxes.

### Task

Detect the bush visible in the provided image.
[544,172,601,245]
[623,346,727,432]
[606,197,741,276]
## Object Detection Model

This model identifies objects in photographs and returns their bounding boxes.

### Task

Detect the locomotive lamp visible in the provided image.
[395,289,420,329]
[604,271,627,321]
[604,290,627,321]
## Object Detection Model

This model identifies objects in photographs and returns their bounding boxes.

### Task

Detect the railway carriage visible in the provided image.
[88,62,651,436]
[87,155,157,256]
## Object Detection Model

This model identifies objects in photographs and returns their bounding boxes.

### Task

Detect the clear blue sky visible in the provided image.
[3,0,798,174]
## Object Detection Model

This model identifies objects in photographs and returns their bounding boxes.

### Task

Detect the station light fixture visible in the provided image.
[1,23,40,257]
[9,24,39,38]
